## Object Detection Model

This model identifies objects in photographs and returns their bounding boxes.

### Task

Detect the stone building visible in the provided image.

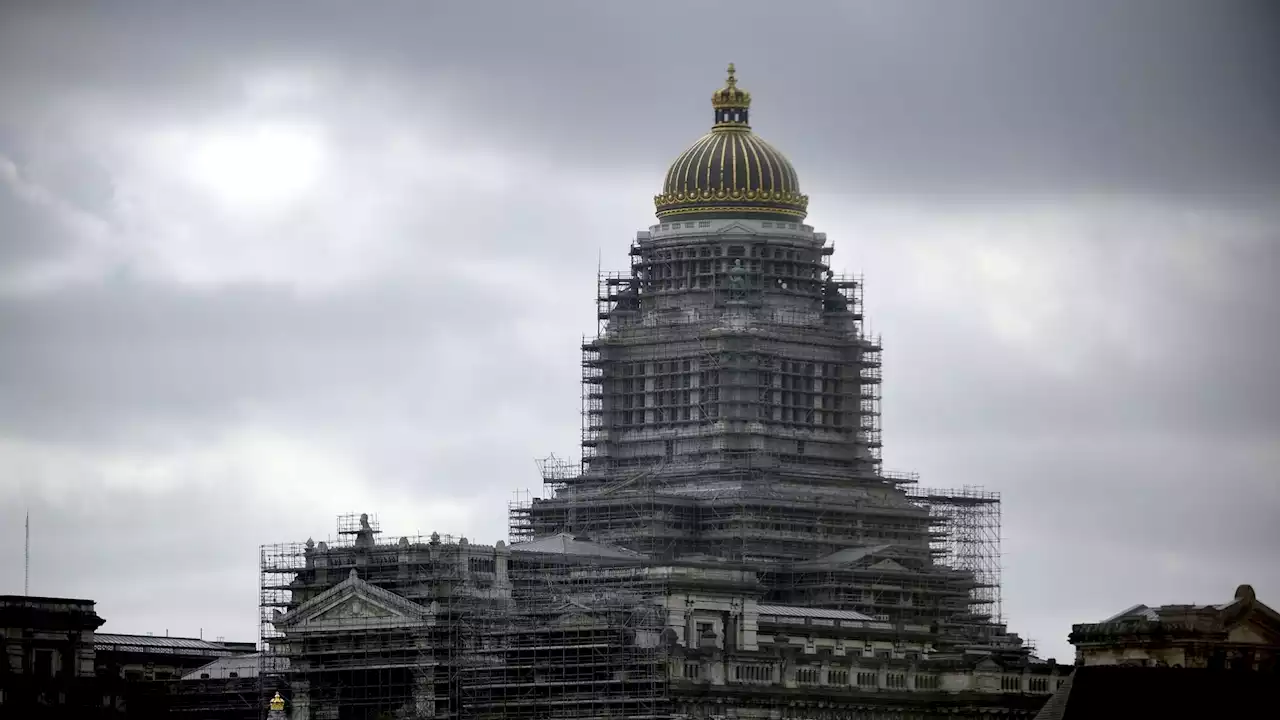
[511,62,1015,658]
[0,594,258,718]
[1068,583,1280,671]
[0,594,108,715]
[1033,585,1280,718]
[257,523,1067,719]
[254,65,1065,720]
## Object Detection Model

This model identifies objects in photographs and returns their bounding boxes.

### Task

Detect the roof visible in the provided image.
[511,533,645,559]
[95,633,237,656]
[1034,666,1280,719]
[1103,604,1160,622]
[182,653,263,680]
[756,604,873,622]
[0,594,96,605]
[791,544,893,569]
[1078,584,1280,642]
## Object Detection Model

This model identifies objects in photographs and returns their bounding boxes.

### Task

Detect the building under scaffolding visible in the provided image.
[257,517,1061,720]
[250,66,1062,720]
[511,64,1019,662]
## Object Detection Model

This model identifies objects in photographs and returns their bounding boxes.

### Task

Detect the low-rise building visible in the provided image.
[0,594,114,716]
[1068,584,1280,670]
[95,633,255,682]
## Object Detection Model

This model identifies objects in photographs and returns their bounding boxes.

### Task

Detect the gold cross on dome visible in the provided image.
[726,63,737,87]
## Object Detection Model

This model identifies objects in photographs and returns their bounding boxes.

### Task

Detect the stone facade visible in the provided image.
[0,594,110,716]
[1068,584,1280,671]
[260,530,1065,720]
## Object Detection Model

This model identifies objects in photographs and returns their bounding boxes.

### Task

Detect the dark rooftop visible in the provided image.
[0,594,97,606]
[1034,665,1280,719]
[95,633,247,657]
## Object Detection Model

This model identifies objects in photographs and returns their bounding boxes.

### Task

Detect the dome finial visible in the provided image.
[726,63,737,88]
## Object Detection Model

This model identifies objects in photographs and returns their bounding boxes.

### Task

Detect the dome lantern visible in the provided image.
[712,63,751,127]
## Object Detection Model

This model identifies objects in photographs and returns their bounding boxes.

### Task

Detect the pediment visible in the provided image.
[314,596,396,622]
[276,569,430,632]
[717,221,760,236]
[1226,612,1280,646]
[974,657,1002,673]
[554,612,598,628]
[868,559,910,573]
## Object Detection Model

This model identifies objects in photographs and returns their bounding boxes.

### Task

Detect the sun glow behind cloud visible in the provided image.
[176,121,327,211]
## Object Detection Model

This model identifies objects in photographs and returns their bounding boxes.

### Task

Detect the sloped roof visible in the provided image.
[182,653,264,680]
[1034,666,1280,719]
[511,533,645,559]
[1103,604,1161,622]
[756,604,873,622]
[791,544,893,569]
[1095,585,1280,634]
[95,633,235,656]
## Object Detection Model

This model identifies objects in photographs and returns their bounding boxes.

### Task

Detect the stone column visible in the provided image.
[289,679,311,720]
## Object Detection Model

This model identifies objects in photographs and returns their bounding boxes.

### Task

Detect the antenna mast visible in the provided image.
[25,510,30,596]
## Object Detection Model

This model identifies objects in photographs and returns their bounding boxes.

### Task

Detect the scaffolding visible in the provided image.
[907,486,1003,624]
[582,240,885,482]
[257,515,672,720]
[457,555,671,720]
[257,515,505,720]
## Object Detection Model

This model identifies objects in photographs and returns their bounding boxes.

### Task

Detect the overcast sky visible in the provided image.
[1,1,1277,661]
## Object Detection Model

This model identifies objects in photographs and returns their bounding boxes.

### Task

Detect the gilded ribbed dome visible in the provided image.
[655,64,808,222]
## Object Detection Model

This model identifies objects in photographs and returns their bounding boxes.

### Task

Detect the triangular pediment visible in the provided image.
[869,558,910,573]
[716,221,760,236]
[313,596,396,622]
[974,657,1002,672]
[1226,608,1280,645]
[552,611,608,629]
[276,569,431,632]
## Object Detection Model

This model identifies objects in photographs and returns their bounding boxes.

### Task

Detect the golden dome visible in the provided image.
[655,64,808,222]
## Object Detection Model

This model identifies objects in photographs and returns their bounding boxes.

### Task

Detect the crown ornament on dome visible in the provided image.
[711,63,752,110]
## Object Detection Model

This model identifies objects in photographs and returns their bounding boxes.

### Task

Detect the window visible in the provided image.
[827,670,849,686]
[1001,676,1020,691]
[857,671,876,687]
[796,668,819,684]
[886,673,907,689]
[33,650,54,678]
[914,674,938,690]
[735,665,774,682]
[683,663,700,680]
[1029,677,1049,692]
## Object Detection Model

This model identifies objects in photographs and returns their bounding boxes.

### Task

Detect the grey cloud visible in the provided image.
[1,0,1277,662]
[6,1,1277,197]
